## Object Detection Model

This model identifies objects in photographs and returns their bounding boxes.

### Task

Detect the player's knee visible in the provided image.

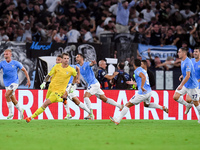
[173,94,179,101]
[125,102,133,108]
[5,92,11,99]
[144,103,149,107]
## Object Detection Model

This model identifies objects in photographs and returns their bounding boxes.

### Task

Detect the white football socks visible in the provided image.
[177,97,190,106]
[15,103,22,112]
[84,97,92,110]
[64,103,71,115]
[7,101,13,115]
[116,106,129,123]
[78,102,90,114]
[148,103,163,110]
[106,98,121,109]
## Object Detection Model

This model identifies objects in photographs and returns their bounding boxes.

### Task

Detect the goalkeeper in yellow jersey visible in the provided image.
[25,53,90,122]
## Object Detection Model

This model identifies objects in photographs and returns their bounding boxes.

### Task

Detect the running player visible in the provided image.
[26,53,77,122]
[110,59,168,125]
[76,53,123,120]
[173,47,200,123]
[184,47,200,114]
[0,49,31,119]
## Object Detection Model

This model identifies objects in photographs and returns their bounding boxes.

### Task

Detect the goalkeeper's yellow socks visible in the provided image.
[31,106,45,118]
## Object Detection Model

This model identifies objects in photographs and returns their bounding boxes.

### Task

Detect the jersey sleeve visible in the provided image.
[186,62,192,72]
[135,69,142,76]
[16,61,23,69]
[48,65,56,76]
[71,68,77,77]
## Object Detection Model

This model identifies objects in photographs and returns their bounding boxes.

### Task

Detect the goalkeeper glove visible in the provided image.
[40,82,46,90]
[69,84,77,93]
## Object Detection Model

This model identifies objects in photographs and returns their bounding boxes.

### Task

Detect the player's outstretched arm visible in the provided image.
[40,75,51,90]
[21,67,31,88]
[90,60,97,66]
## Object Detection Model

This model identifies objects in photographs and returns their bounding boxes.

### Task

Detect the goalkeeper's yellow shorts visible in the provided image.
[46,90,63,103]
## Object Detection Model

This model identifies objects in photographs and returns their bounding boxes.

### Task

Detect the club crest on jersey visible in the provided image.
[83,67,85,70]
[66,71,69,74]
[12,65,14,67]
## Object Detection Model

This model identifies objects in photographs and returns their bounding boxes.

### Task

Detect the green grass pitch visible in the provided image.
[0,120,200,150]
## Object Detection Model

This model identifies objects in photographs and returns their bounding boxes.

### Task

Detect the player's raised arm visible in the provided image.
[90,60,97,66]
[21,67,31,88]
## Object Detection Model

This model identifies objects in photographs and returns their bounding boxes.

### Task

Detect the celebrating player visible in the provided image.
[0,49,31,119]
[184,48,200,114]
[76,53,123,120]
[110,59,168,125]
[26,53,77,122]
[173,47,200,123]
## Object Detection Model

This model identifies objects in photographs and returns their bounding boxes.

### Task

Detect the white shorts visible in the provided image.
[175,86,199,101]
[66,84,77,99]
[129,92,152,105]
[5,83,19,96]
[87,82,104,97]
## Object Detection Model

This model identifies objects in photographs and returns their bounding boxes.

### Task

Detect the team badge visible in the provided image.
[66,71,69,74]
[12,65,14,67]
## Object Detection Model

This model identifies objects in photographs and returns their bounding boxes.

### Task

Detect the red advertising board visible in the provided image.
[0,90,198,120]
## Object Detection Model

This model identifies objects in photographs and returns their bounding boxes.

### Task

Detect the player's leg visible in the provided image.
[72,96,91,114]
[26,91,58,123]
[173,87,191,108]
[185,94,193,114]
[110,94,141,125]
[10,94,24,119]
[188,88,200,123]
[83,92,93,119]
[5,89,13,119]
[144,93,168,113]
[99,94,123,110]
[63,100,72,119]
[84,92,93,110]
[94,82,123,110]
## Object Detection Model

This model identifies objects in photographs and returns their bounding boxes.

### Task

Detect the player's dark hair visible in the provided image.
[134,59,141,67]
[77,53,85,59]
[117,62,125,70]
[61,53,69,58]
[194,47,200,51]
[57,54,62,58]
[141,60,147,66]
[180,47,188,53]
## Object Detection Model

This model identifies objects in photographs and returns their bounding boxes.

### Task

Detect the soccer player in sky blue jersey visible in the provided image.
[110,59,168,125]
[173,47,200,123]
[76,53,123,120]
[0,49,31,119]
[185,48,200,114]
[63,64,91,120]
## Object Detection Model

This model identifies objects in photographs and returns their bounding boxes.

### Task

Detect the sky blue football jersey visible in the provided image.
[0,60,23,87]
[181,57,198,89]
[191,58,200,88]
[76,62,98,86]
[134,67,151,94]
